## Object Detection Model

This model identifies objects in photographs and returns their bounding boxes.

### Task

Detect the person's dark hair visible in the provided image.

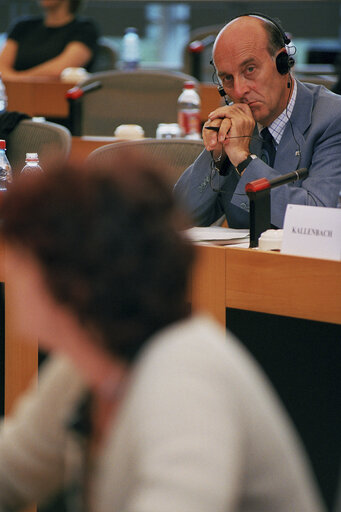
[0,150,194,363]
[68,0,83,14]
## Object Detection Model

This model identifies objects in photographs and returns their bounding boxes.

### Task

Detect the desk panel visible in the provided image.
[225,248,341,325]
[191,244,341,509]
[69,136,118,163]
[5,78,71,118]
[191,245,341,326]
[0,240,38,416]
[190,244,226,325]
[4,78,220,125]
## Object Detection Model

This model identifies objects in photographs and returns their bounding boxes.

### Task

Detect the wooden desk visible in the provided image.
[1,242,340,417]
[5,77,72,118]
[190,245,341,327]
[4,77,220,125]
[190,245,341,511]
[0,239,38,416]
[70,135,118,163]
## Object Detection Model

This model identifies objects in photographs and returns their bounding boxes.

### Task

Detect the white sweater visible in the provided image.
[0,315,326,512]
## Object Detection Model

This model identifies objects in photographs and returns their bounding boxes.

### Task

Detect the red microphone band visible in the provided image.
[189,41,204,53]
[65,81,102,101]
[245,177,271,193]
[245,168,308,194]
[65,86,84,100]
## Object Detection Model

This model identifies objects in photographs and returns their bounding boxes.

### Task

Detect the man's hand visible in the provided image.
[202,103,255,167]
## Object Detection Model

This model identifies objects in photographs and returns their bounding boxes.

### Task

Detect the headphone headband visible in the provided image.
[229,12,294,76]
[234,12,291,47]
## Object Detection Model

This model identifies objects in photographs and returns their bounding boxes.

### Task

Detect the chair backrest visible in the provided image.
[77,69,199,138]
[7,119,72,175]
[87,137,204,186]
[89,39,117,73]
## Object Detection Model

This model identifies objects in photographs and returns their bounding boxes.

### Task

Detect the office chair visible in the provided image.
[74,69,199,138]
[89,39,117,73]
[7,119,71,175]
[87,137,204,187]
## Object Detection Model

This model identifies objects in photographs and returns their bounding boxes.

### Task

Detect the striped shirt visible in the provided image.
[258,79,297,146]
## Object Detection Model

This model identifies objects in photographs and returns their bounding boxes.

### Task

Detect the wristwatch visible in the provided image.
[235,154,257,176]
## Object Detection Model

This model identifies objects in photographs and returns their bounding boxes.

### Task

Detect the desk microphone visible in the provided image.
[65,80,102,100]
[245,168,308,248]
[245,168,308,194]
[65,81,102,136]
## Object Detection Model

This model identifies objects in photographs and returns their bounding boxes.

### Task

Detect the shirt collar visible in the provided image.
[258,78,297,146]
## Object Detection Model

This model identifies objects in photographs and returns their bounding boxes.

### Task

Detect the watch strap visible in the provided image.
[235,154,256,176]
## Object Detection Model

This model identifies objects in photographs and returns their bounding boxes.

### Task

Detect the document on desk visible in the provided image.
[185,226,250,245]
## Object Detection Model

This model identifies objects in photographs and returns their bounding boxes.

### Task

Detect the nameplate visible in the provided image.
[282,204,341,261]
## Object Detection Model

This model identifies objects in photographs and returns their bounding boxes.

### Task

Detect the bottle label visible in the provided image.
[123,61,139,70]
[0,165,10,191]
[0,100,7,113]
[21,163,43,175]
[177,110,201,136]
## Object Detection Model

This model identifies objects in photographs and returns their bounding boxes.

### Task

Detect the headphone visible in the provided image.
[211,12,295,99]
[238,12,295,75]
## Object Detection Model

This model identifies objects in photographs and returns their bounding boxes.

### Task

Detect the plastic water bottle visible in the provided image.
[20,153,43,175]
[177,81,201,139]
[122,27,140,70]
[0,74,8,114]
[0,140,12,191]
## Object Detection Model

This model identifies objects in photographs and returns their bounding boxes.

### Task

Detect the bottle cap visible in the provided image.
[0,140,6,150]
[184,81,196,89]
[125,27,137,34]
[25,152,39,161]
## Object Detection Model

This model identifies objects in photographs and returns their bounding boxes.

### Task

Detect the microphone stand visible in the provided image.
[188,35,216,80]
[245,168,308,248]
[65,81,102,136]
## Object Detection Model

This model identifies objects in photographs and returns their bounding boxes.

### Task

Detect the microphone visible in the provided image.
[189,35,216,80]
[245,168,308,194]
[245,168,308,248]
[189,35,216,54]
[65,81,102,136]
[65,80,102,100]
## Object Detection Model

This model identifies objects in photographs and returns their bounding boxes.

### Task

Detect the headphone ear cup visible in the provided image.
[288,55,295,70]
[276,51,290,75]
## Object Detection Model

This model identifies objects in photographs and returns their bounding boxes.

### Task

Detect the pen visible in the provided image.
[205,126,220,132]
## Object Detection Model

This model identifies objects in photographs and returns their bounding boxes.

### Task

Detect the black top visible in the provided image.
[7,16,99,71]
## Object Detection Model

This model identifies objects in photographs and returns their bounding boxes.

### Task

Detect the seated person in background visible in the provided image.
[174,13,341,228]
[0,0,98,79]
[0,153,326,512]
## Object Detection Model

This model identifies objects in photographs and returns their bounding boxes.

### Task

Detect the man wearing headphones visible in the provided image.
[174,14,341,228]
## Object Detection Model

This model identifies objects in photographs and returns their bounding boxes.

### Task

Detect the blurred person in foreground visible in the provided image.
[0,152,326,512]
[0,0,98,79]
[174,13,341,228]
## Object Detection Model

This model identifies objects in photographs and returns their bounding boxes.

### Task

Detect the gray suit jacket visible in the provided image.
[174,81,341,228]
